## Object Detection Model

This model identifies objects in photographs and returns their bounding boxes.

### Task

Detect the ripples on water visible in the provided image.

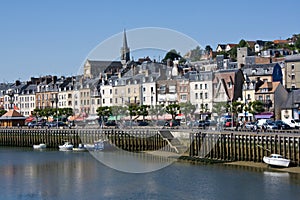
[0,147,300,200]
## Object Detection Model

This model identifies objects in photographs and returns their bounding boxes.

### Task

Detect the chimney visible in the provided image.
[15,80,21,86]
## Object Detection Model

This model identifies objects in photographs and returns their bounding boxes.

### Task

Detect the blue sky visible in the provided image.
[0,0,299,82]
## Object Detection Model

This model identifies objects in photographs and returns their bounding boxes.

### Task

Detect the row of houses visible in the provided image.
[0,53,299,122]
[0,30,299,122]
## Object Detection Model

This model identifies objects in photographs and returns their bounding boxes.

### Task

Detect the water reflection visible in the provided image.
[1,147,300,200]
[90,149,178,173]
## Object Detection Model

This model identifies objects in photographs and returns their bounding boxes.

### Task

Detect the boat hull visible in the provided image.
[33,144,47,149]
[263,156,290,167]
[59,142,73,151]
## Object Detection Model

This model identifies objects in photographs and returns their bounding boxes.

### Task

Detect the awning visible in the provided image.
[85,115,99,121]
[255,112,273,119]
[108,115,123,121]
[25,117,35,122]
[175,113,185,120]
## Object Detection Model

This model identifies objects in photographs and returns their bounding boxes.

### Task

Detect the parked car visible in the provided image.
[104,120,117,127]
[224,119,236,127]
[266,122,278,130]
[27,121,37,128]
[164,120,180,127]
[138,121,149,126]
[245,122,256,130]
[198,120,208,129]
[274,120,291,130]
[294,119,300,129]
[282,119,298,129]
[47,121,67,128]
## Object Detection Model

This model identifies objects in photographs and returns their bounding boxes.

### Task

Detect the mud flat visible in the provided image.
[225,161,300,174]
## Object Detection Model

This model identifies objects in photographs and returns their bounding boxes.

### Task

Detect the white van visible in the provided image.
[282,119,299,129]
[256,119,272,129]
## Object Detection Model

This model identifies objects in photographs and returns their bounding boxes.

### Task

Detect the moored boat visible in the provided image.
[59,142,73,151]
[33,143,47,149]
[263,154,290,167]
[73,143,88,152]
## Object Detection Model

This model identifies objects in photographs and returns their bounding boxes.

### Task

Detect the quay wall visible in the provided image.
[1,128,300,166]
[190,132,300,166]
[0,128,171,152]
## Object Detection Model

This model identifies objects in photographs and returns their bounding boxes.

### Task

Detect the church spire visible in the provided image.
[121,29,130,64]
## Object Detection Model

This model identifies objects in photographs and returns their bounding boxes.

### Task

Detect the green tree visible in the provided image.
[165,103,180,120]
[58,108,73,120]
[238,39,248,47]
[295,39,300,50]
[247,100,265,114]
[128,104,139,127]
[227,101,243,125]
[188,46,203,61]
[212,102,227,123]
[137,105,150,121]
[205,45,212,53]
[179,102,196,125]
[0,109,7,116]
[96,106,112,126]
[111,106,127,124]
[162,49,182,63]
[149,104,166,123]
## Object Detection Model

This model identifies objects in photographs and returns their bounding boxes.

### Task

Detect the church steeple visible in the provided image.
[121,29,130,64]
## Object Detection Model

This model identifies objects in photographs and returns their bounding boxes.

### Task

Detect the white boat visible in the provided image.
[59,142,73,151]
[263,154,290,167]
[33,143,47,149]
[73,143,88,152]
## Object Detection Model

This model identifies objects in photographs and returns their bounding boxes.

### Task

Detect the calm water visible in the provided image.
[1,147,300,200]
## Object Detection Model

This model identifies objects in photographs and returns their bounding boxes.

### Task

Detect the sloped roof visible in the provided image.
[0,110,26,120]
[256,82,280,93]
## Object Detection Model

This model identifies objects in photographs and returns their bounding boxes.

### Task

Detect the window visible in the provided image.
[128,88,130,94]
[115,89,118,95]
[103,99,105,104]
[205,93,208,99]
[204,84,207,89]
[247,94,251,100]
[228,82,232,88]
[110,89,112,94]
[200,93,203,99]
[200,84,202,89]
[195,93,198,99]
[102,90,105,95]
[195,84,198,90]
[180,94,187,101]
[291,75,295,80]
[291,64,294,70]
[110,98,112,104]
[143,87,146,92]
[169,85,176,93]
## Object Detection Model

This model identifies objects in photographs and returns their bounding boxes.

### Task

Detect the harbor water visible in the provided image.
[1,147,300,200]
